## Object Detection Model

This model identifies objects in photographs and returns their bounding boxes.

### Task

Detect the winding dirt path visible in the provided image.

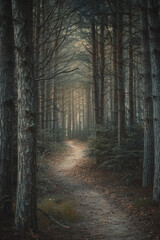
[51,140,145,240]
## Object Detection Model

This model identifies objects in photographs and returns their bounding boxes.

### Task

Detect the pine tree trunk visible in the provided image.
[117,0,126,147]
[40,0,45,132]
[61,85,65,139]
[113,0,118,130]
[140,0,154,187]
[148,0,160,203]
[86,82,90,137]
[68,88,71,139]
[53,90,57,139]
[72,89,75,138]
[78,92,81,136]
[0,0,15,215]
[100,19,105,125]
[129,8,134,128]
[34,0,41,128]
[92,21,100,126]
[13,0,38,231]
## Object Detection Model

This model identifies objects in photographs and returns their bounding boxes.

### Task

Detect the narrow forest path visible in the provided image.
[49,140,145,240]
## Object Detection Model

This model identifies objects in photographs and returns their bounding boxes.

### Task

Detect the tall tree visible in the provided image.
[148,0,160,203]
[92,19,100,126]
[117,0,126,147]
[99,16,105,125]
[12,0,38,231]
[128,7,134,128]
[112,0,118,131]
[0,0,15,215]
[140,0,154,187]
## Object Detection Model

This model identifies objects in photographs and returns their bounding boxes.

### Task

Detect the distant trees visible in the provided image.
[74,0,160,204]
[1,1,160,237]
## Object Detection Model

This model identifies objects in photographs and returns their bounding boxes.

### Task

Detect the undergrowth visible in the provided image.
[133,198,157,209]
[88,126,144,185]
[37,129,67,155]
[38,196,81,223]
[37,128,68,206]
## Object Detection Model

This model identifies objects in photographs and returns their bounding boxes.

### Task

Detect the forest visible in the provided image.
[0,0,160,239]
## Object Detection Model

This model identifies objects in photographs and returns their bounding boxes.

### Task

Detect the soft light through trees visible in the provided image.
[1,0,160,234]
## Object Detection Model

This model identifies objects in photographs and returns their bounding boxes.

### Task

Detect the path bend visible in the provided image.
[51,140,145,240]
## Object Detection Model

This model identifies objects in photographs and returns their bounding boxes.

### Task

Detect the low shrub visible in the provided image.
[87,126,144,184]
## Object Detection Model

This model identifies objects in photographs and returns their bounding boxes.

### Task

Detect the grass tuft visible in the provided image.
[38,197,81,223]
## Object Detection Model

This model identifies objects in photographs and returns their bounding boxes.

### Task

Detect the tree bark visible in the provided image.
[71,89,75,138]
[68,88,71,139]
[13,0,38,231]
[100,18,105,125]
[61,85,65,139]
[129,8,134,128]
[117,0,126,147]
[86,82,91,137]
[92,21,100,126]
[112,0,118,131]
[0,0,15,215]
[53,47,58,141]
[40,0,45,132]
[140,0,154,187]
[148,0,160,203]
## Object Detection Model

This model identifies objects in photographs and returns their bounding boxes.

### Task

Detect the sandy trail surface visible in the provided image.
[50,140,145,240]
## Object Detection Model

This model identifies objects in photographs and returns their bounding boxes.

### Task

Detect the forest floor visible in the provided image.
[1,140,160,240]
[38,140,160,240]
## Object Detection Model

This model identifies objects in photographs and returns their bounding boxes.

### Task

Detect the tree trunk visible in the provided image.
[86,82,90,137]
[117,0,126,147]
[100,18,105,125]
[40,0,45,132]
[34,0,41,128]
[148,0,160,203]
[0,0,15,215]
[113,0,118,131]
[92,21,100,126]
[13,0,38,231]
[53,50,58,141]
[72,89,75,138]
[61,85,65,139]
[68,88,71,139]
[78,92,81,136]
[129,8,134,128]
[140,0,154,187]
